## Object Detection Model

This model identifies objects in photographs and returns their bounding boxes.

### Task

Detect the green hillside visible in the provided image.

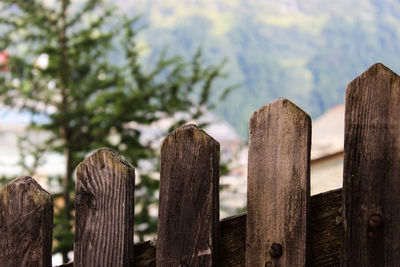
[117,0,400,137]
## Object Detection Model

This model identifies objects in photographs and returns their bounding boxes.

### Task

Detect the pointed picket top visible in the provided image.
[0,176,52,207]
[75,147,135,267]
[157,124,220,266]
[161,123,218,149]
[343,63,400,266]
[77,147,134,172]
[347,63,400,96]
[0,176,53,267]
[250,98,311,134]
[251,97,307,114]
[246,98,311,267]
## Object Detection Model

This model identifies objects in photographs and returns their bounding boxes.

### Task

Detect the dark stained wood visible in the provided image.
[134,189,341,266]
[0,176,53,267]
[74,148,135,267]
[246,98,311,267]
[342,63,400,266]
[157,124,220,266]
[134,240,156,266]
[309,189,342,267]
[134,214,246,267]
[219,213,247,267]
[56,189,343,267]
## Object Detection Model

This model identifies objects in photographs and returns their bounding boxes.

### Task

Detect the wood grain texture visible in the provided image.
[74,148,135,267]
[342,63,400,266]
[56,189,343,267]
[133,213,246,267]
[157,124,220,267]
[133,189,341,267]
[0,176,53,267]
[246,98,311,267]
[309,189,342,267]
[219,214,247,267]
[134,239,156,266]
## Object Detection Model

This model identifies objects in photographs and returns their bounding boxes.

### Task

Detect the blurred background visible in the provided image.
[0,0,399,265]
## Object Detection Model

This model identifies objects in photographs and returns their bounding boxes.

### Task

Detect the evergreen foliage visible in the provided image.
[0,0,230,262]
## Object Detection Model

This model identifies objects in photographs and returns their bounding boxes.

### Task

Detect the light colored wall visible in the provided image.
[311,154,343,195]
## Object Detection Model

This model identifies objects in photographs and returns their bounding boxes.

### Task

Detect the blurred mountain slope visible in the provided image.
[116,0,400,137]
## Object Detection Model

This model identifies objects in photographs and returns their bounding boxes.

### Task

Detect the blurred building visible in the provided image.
[310,104,344,195]
[0,123,24,176]
[0,121,65,191]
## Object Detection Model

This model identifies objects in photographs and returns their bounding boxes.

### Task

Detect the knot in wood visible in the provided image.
[269,243,283,259]
[369,214,383,229]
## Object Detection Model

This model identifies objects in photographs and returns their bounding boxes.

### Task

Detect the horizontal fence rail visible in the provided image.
[55,189,342,267]
[0,63,399,266]
[134,188,343,267]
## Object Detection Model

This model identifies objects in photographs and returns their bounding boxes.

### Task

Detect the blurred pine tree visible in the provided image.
[0,0,231,262]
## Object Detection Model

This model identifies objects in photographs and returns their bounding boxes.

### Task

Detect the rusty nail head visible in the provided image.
[369,214,383,229]
[269,243,283,258]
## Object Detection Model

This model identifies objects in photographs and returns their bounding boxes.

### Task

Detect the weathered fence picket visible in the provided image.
[2,62,400,266]
[0,176,53,267]
[74,148,135,267]
[157,124,220,266]
[342,63,400,266]
[246,98,311,266]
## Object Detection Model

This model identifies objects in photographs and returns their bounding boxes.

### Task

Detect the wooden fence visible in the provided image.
[0,63,399,266]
